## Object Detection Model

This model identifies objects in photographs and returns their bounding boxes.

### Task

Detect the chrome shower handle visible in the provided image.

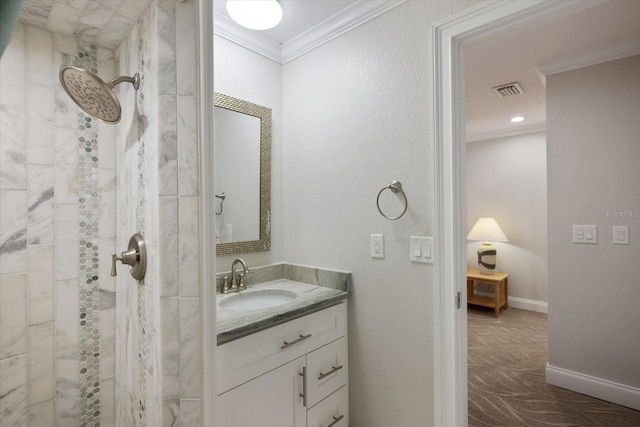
[111,233,147,280]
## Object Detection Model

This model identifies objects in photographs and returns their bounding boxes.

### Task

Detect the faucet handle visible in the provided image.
[222,276,229,294]
[238,273,246,291]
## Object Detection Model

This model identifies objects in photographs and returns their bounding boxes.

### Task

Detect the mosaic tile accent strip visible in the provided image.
[135,18,148,427]
[137,281,148,427]
[75,43,102,427]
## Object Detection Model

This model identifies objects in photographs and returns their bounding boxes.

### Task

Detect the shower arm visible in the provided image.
[108,73,140,90]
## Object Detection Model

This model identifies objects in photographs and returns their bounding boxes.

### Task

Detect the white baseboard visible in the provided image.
[546,364,640,411]
[508,295,548,313]
[474,291,548,313]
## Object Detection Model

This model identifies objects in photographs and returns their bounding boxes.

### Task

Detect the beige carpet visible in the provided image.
[468,306,640,427]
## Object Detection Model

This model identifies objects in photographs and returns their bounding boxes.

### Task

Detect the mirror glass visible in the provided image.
[214,93,271,256]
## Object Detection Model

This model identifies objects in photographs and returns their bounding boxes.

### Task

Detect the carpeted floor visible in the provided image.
[468,306,640,427]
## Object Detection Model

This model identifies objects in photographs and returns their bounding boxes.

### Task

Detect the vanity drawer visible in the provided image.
[217,302,347,394]
[307,385,349,427]
[306,336,348,407]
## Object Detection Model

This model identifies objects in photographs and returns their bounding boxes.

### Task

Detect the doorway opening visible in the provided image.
[433,1,640,425]
[463,20,549,426]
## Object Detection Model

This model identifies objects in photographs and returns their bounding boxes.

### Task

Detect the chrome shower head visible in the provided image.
[59,67,140,124]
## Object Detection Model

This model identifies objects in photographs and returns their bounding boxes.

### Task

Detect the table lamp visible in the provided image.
[467,217,508,274]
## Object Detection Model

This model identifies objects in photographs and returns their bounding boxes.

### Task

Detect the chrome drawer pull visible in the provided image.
[317,364,343,380]
[323,414,344,427]
[281,333,312,350]
[299,367,307,407]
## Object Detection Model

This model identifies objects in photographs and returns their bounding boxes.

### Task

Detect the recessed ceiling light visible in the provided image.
[510,116,524,123]
[227,0,283,30]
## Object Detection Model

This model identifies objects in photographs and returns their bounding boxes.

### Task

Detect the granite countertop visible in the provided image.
[217,279,348,345]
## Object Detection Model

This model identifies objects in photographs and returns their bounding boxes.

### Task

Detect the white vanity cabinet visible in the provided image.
[217,302,349,427]
[217,356,306,426]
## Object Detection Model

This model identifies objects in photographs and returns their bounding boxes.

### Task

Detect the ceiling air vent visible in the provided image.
[492,82,524,98]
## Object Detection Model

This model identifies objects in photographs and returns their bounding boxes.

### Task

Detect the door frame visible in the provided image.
[432,1,602,425]
[199,0,216,425]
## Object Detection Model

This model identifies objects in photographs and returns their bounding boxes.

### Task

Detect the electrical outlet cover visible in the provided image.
[371,234,384,259]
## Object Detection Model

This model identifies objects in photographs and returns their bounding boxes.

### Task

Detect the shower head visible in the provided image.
[59,67,140,124]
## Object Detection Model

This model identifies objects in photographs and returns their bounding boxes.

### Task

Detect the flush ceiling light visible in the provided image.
[226,0,283,30]
[510,115,524,123]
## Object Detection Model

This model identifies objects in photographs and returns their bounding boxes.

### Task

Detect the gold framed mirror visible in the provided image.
[214,92,271,256]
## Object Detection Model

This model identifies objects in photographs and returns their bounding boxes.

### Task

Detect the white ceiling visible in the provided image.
[213,0,359,45]
[212,0,402,63]
[215,0,640,141]
[465,0,640,141]
[16,0,640,138]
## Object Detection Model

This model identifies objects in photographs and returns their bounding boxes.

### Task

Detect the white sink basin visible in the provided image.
[219,289,297,311]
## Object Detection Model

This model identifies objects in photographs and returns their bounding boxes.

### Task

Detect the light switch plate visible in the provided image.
[410,236,433,264]
[572,225,597,244]
[613,225,629,244]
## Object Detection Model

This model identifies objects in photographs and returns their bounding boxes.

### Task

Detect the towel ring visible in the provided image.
[376,180,408,220]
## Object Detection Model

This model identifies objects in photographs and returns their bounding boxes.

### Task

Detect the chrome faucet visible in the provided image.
[223,258,248,294]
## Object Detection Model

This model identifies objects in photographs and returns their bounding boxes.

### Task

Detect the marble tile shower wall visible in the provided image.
[0,2,199,426]
[115,0,200,426]
[158,0,201,424]
[0,23,117,426]
[114,5,157,426]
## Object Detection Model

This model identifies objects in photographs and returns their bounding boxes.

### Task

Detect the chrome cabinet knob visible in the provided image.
[111,233,147,280]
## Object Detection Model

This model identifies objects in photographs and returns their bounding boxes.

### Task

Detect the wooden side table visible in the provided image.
[466,268,510,317]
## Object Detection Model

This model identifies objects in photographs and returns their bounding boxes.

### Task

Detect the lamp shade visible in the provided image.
[467,217,508,242]
[227,0,283,30]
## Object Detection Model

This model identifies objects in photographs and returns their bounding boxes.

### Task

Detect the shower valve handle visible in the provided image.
[111,250,137,276]
[111,233,147,280]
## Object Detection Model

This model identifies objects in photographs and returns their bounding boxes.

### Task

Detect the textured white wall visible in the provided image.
[547,55,640,388]
[282,1,478,425]
[213,35,284,269]
[466,132,548,304]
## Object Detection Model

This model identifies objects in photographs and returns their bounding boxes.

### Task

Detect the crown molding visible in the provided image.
[281,0,406,63]
[536,39,640,82]
[213,12,282,63]
[466,122,546,143]
[213,0,407,64]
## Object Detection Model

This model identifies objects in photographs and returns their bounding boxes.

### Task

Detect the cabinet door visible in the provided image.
[217,356,306,427]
